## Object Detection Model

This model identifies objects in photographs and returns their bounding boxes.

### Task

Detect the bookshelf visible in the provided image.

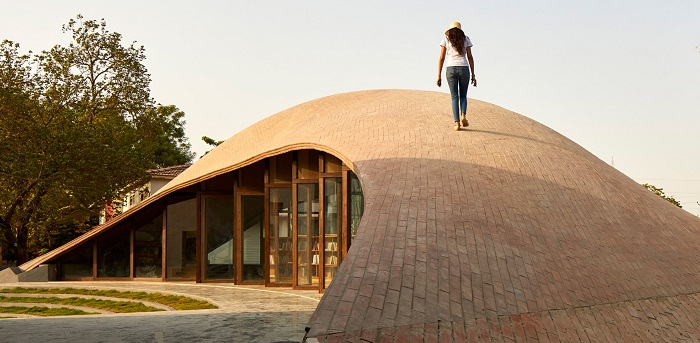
[269,236,293,282]
[324,234,339,286]
[269,189,293,284]
[297,183,319,287]
[323,177,342,288]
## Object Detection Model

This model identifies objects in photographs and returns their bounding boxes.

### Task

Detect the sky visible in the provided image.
[2,1,699,215]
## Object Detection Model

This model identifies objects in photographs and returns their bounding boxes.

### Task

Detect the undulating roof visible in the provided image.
[22,90,700,341]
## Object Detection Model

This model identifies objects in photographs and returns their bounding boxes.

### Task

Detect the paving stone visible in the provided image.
[0,281,319,342]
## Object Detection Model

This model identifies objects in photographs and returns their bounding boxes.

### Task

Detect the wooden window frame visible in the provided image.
[265,184,294,287]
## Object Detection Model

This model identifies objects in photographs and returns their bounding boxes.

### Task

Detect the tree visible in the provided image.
[642,183,682,208]
[201,135,224,157]
[0,15,194,263]
[150,105,196,168]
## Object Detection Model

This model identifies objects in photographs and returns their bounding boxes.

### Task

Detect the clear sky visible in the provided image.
[2,1,699,214]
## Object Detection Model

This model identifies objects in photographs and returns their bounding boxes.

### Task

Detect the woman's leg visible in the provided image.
[458,67,470,116]
[446,67,461,123]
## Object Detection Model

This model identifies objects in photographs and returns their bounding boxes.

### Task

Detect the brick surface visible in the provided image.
[294,91,700,341]
[319,292,700,341]
[24,90,700,341]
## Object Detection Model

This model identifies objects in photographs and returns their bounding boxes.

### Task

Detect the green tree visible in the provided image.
[0,15,193,263]
[642,183,682,208]
[201,135,224,157]
[149,105,196,168]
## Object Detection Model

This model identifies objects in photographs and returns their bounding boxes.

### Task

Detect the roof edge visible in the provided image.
[20,143,358,271]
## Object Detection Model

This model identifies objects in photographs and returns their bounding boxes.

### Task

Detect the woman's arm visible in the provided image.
[437,46,446,87]
[466,46,476,87]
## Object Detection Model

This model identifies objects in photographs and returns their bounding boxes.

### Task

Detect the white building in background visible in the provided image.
[100,164,191,224]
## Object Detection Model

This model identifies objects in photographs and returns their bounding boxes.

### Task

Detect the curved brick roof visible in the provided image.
[22,90,700,341]
[301,91,700,342]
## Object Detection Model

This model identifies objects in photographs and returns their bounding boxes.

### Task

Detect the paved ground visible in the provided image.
[0,281,322,343]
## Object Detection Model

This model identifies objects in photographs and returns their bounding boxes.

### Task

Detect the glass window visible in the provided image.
[97,227,130,278]
[269,188,292,284]
[297,183,319,286]
[324,154,342,173]
[166,198,196,279]
[242,195,265,281]
[134,212,163,278]
[297,150,319,179]
[349,172,364,247]
[324,178,342,287]
[240,161,265,189]
[204,196,234,279]
[60,244,93,279]
[270,153,292,184]
[204,172,234,191]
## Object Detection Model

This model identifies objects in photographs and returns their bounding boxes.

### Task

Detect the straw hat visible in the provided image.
[445,21,461,34]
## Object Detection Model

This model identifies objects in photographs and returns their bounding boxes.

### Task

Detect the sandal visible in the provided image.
[461,114,469,127]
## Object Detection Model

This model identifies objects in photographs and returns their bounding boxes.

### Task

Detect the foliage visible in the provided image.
[642,183,682,208]
[201,135,224,157]
[0,287,216,310]
[202,135,224,147]
[0,15,194,263]
[151,105,196,168]
[30,216,98,257]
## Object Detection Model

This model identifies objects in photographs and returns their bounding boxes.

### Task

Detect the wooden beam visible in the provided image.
[162,204,167,281]
[195,192,202,283]
[92,241,97,280]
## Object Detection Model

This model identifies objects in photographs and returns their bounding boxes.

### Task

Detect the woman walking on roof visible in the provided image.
[437,21,476,131]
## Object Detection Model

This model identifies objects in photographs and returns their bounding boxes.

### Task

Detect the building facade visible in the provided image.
[26,150,363,291]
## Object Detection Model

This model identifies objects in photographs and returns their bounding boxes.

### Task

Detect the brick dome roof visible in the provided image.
[23,90,700,341]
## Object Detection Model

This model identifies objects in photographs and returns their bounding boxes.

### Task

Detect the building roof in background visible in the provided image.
[146,164,191,178]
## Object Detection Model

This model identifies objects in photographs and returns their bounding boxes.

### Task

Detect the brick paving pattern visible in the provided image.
[22,90,700,342]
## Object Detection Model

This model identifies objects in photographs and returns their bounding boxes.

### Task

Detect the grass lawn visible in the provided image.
[0,306,97,316]
[0,288,216,310]
[0,295,162,313]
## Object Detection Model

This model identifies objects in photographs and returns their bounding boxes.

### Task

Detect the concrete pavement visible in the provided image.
[0,281,321,343]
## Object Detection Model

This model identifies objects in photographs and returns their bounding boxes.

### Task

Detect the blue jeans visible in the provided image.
[446,66,470,122]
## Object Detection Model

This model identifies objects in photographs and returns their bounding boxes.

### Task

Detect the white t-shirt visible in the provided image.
[440,35,473,67]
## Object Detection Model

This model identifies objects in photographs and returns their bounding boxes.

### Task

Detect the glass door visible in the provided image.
[296,183,319,287]
[241,195,264,282]
[202,196,234,280]
[134,212,163,278]
[166,198,196,279]
[323,178,342,288]
[269,188,292,284]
